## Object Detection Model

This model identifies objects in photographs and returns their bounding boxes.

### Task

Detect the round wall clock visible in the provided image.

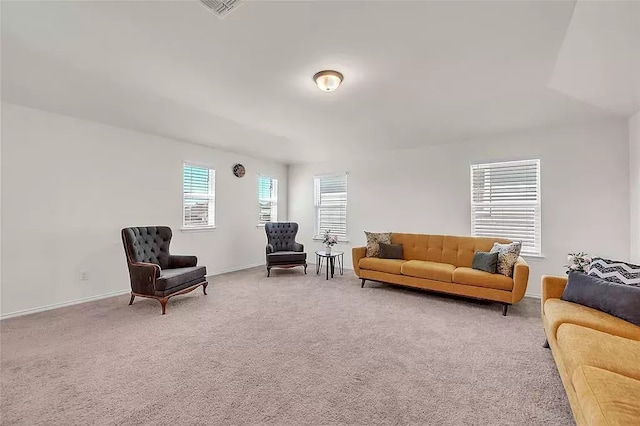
[232,163,246,178]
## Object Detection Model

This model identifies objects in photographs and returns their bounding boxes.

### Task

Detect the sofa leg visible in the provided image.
[543,339,550,349]
[361,279,366,288]
[159,298,168,315]
[129,293,135,305]
[202,282,208,295]
[267,267,271,277]
[502,303,509,316]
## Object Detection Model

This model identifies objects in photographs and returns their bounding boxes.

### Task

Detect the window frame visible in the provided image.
[470,159,542,257]
[313,173,349,242]
[182,162,216,231]
[257,175,278,226]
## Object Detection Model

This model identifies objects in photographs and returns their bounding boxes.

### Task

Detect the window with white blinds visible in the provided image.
[183,164,215,229]
[470,159,541,256]
[258,176,278,224]
[314,174,348,240]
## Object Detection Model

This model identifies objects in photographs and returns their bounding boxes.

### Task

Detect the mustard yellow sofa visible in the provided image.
[542,276,640,425]
[352,233,529,315]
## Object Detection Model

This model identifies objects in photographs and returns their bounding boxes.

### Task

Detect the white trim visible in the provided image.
[181,226,217,232]
[1,289,131,320]
[1,263,267,320]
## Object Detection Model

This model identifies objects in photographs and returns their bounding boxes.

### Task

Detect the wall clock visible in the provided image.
[232,163,246,178]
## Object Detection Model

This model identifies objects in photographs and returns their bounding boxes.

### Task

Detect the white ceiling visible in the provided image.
[1,0,632,163]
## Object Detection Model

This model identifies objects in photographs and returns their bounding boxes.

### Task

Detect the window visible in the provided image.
[183,164,215,229]
[470,159,541,256]
[314,174,348,240]
[258,176,278,224]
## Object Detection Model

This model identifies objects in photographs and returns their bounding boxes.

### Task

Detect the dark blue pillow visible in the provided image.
[561,272,640,326]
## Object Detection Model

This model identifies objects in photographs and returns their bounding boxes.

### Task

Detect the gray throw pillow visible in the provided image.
[472,251,498,274]
[561,272,640,327]
[490,242,522,277]
[378,243,403,260]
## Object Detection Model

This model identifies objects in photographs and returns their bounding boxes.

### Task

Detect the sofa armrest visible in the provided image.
[128,262,160,295]
[352,246,366,277]
[542,275,567,303]
[168,255,197,268]
[511,256,529,304]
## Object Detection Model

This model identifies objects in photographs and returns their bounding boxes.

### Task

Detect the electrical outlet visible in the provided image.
[80,271,89,281]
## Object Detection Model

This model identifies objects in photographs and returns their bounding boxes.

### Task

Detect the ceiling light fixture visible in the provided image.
[313,70,344,92]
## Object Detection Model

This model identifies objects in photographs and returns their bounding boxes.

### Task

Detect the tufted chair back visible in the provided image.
[265,222,300,252]
[122,226,172,269]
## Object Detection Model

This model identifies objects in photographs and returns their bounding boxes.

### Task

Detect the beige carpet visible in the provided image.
[1,266,572,425]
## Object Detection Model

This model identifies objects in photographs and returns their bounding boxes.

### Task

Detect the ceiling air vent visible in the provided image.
[199,0,243,19]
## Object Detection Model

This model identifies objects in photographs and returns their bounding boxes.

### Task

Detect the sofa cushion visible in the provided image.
[556,324,640,382]
[401,260,455,283]
[561,272,640,326]
[452,267,514,291]
[543,298,640,342]
[572,365,640,426]
[267,251,307,264]
[156,266,206,291]
[359,258,406,275]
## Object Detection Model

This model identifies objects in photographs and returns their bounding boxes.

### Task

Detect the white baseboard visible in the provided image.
[1,263,267,320]
[0,289,131,320]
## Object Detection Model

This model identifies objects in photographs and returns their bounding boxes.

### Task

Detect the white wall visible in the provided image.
[630,110,640,261]
[289,120,630,297]
[1,103,288,316]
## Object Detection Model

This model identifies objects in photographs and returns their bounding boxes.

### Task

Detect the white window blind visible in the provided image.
[314,174,348,240]
[470,159,541,256]
[183,164,215,228]
[258,176,278,224]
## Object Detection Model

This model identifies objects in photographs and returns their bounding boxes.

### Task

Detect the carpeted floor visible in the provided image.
[1,266,572,425]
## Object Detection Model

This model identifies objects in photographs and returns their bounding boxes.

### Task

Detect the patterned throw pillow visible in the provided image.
[364,231,392,257]
[588,258,640,287]
[490,242,522,277]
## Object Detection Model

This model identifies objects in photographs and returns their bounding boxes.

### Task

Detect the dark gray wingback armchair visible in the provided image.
[265,222,307,277]
[121,226,207,314]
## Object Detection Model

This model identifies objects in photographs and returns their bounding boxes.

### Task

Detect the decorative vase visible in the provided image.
[325,245,332,254]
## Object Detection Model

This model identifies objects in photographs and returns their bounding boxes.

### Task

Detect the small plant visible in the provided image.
[322,229,338,247]
[564,252,592,274]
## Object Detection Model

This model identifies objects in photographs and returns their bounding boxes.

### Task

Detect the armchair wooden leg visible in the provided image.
[267,267,271,277]
[502,303,510,316]
[129,293,135,305]
[361,279,366,288]
[202,282,208,295]
[159,298,168,315]
[304,264,307,274]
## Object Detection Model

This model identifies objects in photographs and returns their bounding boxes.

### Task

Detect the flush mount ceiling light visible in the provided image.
[313,70,344,92]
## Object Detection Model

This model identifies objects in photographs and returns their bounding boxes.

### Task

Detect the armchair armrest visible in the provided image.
[352,246,366,277]
[511,256,529,304]
[541,275,568,316]
[168,255,197,268]
[128,262,160,295]
[292,242,304,252]
[266,244,275,255]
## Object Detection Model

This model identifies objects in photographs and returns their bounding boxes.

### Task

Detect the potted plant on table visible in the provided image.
[322,229,338,254]
[564,252,592,275]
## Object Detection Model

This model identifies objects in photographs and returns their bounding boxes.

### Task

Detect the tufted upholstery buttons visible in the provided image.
[265,222,300,252]
[122,226,172,269]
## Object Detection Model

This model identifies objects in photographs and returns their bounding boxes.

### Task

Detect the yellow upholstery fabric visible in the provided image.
[358,258,406,275]
[358,269,513,303]
[352,233,529,305]
[452,267,514,291]
[401,260,455,282]
[390,233,511,267]
[544,298,640,343]
[556,324,640,382]
[573,366,640,426]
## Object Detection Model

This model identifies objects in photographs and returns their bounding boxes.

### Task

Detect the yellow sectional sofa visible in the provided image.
[541,275,640,425]
[352,233,529,315]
